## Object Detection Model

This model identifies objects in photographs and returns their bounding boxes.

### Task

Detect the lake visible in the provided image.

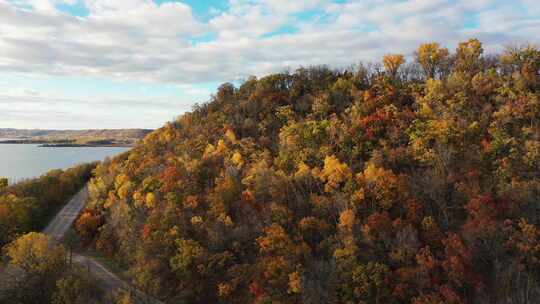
[0,143,129,183]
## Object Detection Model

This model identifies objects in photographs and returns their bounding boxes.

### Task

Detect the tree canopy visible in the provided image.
[76,39,540,303]
[0,163,96,248]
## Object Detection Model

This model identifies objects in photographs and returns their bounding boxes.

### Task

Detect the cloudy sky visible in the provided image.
[0,0,538,129]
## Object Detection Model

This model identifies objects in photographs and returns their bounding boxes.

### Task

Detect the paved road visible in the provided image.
[43,187,88,240]
[42,186,163,304]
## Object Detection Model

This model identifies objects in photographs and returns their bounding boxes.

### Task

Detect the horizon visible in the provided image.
[0,0,538,129]
[0,127,154,131]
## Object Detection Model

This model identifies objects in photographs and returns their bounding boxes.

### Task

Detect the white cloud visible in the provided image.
[0,82,203,129]
[210,5,286,39]
[256,0,328,14]
[0,0,538,85]
[0,0,539,128]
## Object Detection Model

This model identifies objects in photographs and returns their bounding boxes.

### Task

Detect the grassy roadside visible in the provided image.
[82,249,130,282]
[61,227,131,283]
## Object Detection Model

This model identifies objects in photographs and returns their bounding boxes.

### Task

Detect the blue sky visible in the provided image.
[0,0,538,129]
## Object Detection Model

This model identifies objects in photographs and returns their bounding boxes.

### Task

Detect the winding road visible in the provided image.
[43,187,162,303]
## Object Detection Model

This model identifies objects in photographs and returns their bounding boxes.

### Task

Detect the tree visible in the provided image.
[75,209,102,245]
[383,54,405,78]
[257,224,294,256]
[415,42,449,78]
[170,239,207,279]
[0,177,7,190]
[0,194,35,246]
[361,163,401,210]
[2,233,67,303]
[52,269,98,304]
[0,163,95,247]
[455,38,483,75]
[5,232,65,275]
[501,44,540,88]
[317,155,352,192]
[73,40,540,303]
[352,262,391,304]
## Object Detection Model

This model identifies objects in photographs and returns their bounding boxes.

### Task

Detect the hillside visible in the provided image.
[0,128,152,146]
[78,39,539,303]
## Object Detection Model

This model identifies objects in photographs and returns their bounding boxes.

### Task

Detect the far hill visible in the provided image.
[0,128,152,147]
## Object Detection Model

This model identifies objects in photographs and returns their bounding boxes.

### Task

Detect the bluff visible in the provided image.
[79,40,540,303]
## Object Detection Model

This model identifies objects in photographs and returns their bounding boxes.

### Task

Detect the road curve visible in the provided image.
[42,186,163,304]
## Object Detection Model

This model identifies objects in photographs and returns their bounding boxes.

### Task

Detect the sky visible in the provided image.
[0,0,538,130]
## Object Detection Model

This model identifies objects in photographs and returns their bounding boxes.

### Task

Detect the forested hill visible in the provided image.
[79,39,540,303]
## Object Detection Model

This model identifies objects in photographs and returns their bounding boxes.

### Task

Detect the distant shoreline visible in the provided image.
[39,143,134,148]
[0,140,135,148]
[0,128,151,148]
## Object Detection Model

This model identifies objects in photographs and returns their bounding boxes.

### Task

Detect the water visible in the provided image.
[0,143,129,182]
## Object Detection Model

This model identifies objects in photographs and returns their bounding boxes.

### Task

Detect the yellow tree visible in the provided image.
[455,38,483,75]
[383,54,405,78]
[415,42,449,78]
[3,233,72,303]
[5,232,66,275]
[318,155,352,192]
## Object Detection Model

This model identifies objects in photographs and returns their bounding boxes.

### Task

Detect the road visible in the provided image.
[43,187,88,240]
[42,186,163,304]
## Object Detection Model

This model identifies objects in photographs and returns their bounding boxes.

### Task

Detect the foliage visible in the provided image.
[0,233,101,304]
[0,178,7,189]
[75,209,102,245]
[78,39,540,303]
[52,270,99,304]
[0,163,96,248]
[4,232,65,275]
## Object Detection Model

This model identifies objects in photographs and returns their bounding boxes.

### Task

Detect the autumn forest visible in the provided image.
[2,39,540,303]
